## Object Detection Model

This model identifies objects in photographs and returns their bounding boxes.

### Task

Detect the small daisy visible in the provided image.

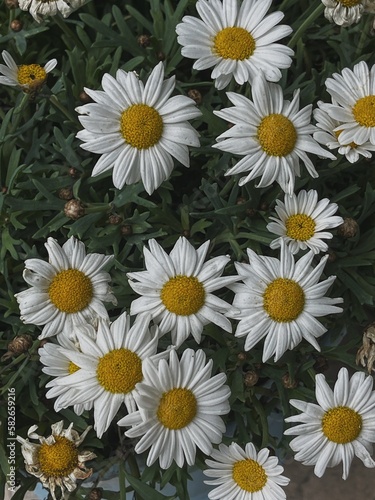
[321,0,365,26]
[118,348,231,469]
[0,50,57,92]
[229,241,343,362]
[214,73,335,195]
[15,236,117,340]
[176,0,294,90]
[45,313,161,438]
[127,236,238,347]
[323,61,375,146]
[76,62,201,195]
[314,101,375,163]
[204,442,290,499]
[16,421,95,500]
[266,189,343,254]
[19,0,86,23]
[285,367,375,479]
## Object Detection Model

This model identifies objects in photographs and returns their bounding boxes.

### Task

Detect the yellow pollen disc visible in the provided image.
[160,275,205,316]
[334,129,357,148]
[120,104,163,149]
[257,114,297,157]
[157,387,197,430]
[38,436,78,477]
[285,213,316,241]
[213,27,256,60]
[338,0,361,6]
[68,362,80,374]
[96,348,143,394]
[352,95,375,128]
[48,269,93,314]
[232,459,267,493]
[17,64,47,86]
[263,278,305,323]
[322,406,362,443]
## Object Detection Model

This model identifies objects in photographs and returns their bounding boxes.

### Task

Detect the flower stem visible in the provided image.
[288,3,325,49]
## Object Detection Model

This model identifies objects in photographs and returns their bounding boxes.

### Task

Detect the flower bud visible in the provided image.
[187,89,202,105]
[137,34,151,48]
[281,373,298,389]
[121,225,133,236]
[10,19,23,32]
[79,90,92,104]
[64,199,85,220]
[108,214,122,225]
[58,187,73,200]
[88,488,103,500]
[2,334,33,360]
[337,217,358,238]
[244,370,259,387]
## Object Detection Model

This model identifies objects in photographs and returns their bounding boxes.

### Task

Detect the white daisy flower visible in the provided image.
[127,236,238,347]
[321,0,365,26]
[176,0,294,90]
[44,313,161,439]
[0,50,57,91]
[214,73,335,195]
[266,189,343,254]
[314,101,375,163]
[76,62,201,195]
[19,0,86,23]
[16,421,95,500]
[118,348,231,469]
[323,61,375,146]
[229,242,343,362]
[204,442,290,499]
[15,236,117,340]
[284,367,375,479]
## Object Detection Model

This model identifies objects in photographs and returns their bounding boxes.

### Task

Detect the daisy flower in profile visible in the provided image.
[127,236,237,347]
[16,421,95,500]
[229,242,343,362]
[204,442,290,499]
[266,189,343,254]
[76,62,201,195]
[15,236,116,340]
[323,61,375,146]
[214,73,335,195]
[314,101,375,163]
[45,313,161,438]
[285,367,375,479]
[19,0,87,23]
[0,50,57,92]
[118,348,231,469]
[176,0,294,90]
[321,0,365,26]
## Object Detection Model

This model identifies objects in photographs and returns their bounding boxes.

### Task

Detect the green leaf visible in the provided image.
[124,469,174,499]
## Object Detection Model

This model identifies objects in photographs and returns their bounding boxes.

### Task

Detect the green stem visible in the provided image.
[288,3,324,49]
[9,93,29,134]
[119,461,127,500]
[251,395,269,449]
[49,95,78,124]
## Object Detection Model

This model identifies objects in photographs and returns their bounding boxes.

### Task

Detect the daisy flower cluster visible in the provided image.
[2,0,375,499]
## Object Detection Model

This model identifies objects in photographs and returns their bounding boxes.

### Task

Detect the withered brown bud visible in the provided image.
[5,0,19,8]
[87,488,103,500]
[244,370,259,387]
[356,322,375,373]
[137,34,151,48]
[121,225,133,236]
[237,352,247,362]
[337,217,359,238]
[2,334,33,361]
[64,199,85,220]
[259,201,269,211]
[79,90,92,104]
[10,19,23,32]
[69,167,80,178]
[58,187,73,200]
[157,51,166,61]
[108,214,122,225]
[236,197,246,205]
[326,249,337,263]
[314,355,329,373]
[187,89,202,105]
[281,373,298,389]
[182,229,191,239]
[246,208,257,217]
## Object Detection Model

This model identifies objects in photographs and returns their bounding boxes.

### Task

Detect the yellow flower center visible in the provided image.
[232,459,267,493]
[334,129,357,148]
[157,388,197,430]
[285,213,316,241]
[38,436,78,478]
[160,275,205,316]
[68,361,80,374]
[96,348,143,394]
[352,95,375,128]
[120,104,163,149]
[257,114,297,156]
[17,64,47,86]
[322,406,362,444]
[338,0,361,6]
[263,278,305,322]
[48,269,93,314]
[213,27,256,60]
